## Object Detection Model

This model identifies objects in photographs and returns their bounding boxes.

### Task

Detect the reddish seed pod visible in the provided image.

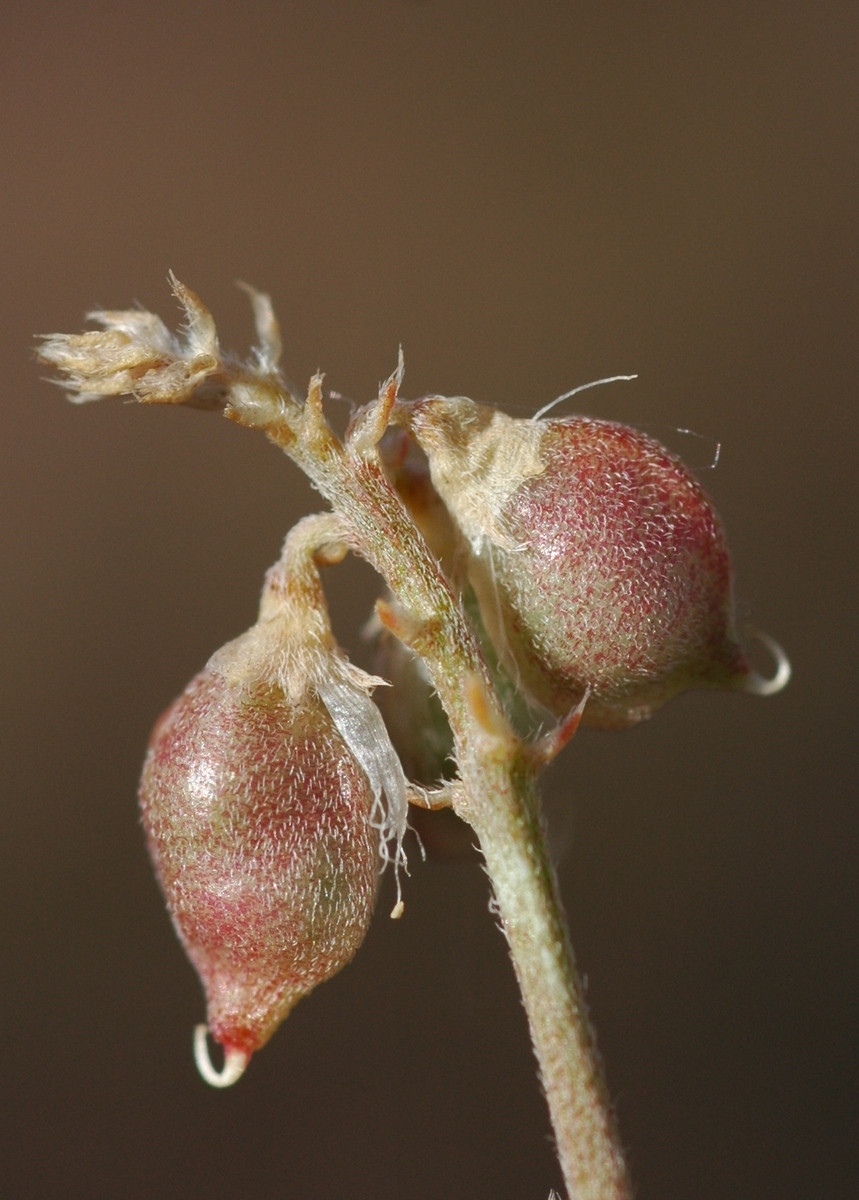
[403,397,785,729]
[140,665,379,1079]
[138,514,409,1086]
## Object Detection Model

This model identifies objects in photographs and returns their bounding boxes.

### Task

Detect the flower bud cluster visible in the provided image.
[38,275,224,405]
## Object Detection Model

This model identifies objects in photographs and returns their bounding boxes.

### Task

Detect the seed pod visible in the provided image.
[140,666,378,1080]
[139,515,408,1084]
[402,397,786,729]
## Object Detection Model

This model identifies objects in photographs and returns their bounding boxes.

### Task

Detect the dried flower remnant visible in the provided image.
[139,516,408,1085]
[38,275,227,406]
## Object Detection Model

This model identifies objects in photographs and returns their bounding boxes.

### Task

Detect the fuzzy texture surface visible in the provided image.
[139,667,378,1059]
[409,399,747,728]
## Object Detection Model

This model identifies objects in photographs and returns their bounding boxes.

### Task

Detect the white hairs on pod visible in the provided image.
[314,670,410,914]
[531,374,638,421]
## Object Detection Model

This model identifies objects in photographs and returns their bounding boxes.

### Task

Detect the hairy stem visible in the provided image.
[233,391,632,1199]
[462,755,629,1199]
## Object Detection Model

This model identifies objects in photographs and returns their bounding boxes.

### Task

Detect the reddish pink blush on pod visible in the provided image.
[404,398,787,729]
[139,666,378,1084]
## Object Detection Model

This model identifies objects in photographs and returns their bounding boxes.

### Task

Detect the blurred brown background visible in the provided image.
[1,2,855,1197]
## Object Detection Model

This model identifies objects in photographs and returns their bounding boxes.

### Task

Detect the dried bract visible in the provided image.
[38,275,223,405]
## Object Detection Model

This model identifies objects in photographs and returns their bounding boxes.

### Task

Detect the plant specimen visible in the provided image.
[38,277,789,1199]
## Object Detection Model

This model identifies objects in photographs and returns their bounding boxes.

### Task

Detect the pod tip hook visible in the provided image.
[193,1024,249,1088]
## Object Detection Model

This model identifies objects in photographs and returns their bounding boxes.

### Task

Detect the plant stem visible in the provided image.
[244,399,632,1199]
[462,757,630,1200]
